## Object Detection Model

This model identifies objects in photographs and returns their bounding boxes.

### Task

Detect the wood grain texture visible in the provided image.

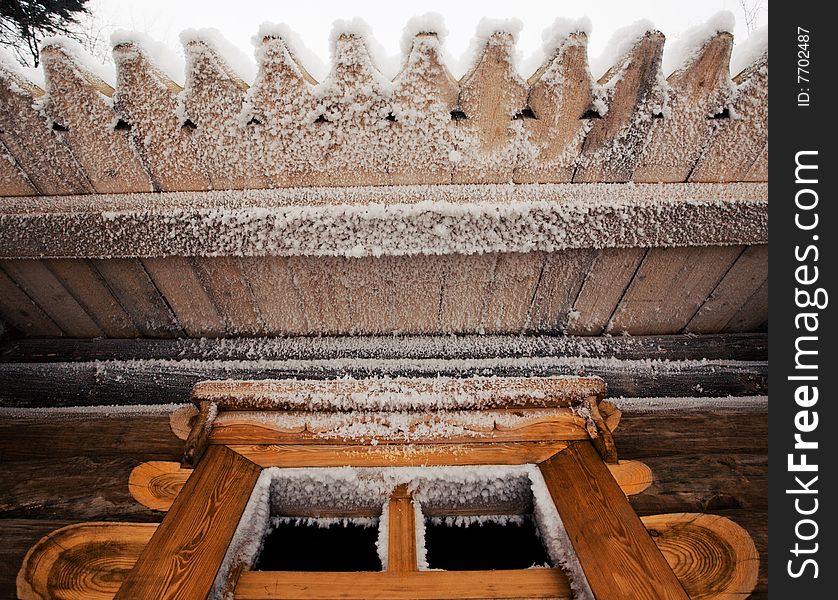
[239,257,308,335]
[608,246,744,335]
[573,32,665,183]
[515,32,594,183]
[0,269,63,337]
[232,442,569,468]
[16,522,156,600]
[642,513,759,600]
[687,245,768,333]
[39,44,151,194]
[1,259,102,337]
[92,258,182,338]
[45,259,140,337]
[128,461,192,512]
[526,249,598,332]
[481,252,545,333]
[192,257,265,336]
[566,248,646,335]
[114,444,261,600]
[387,485,417,572]
[235,569,571,600]
[142,257,227,337]
[540,442,689,600]
[0,142,36,196]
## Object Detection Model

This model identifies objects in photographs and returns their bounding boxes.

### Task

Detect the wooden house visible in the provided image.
[0,17,767,600]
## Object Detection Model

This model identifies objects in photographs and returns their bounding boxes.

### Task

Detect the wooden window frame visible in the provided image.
[116,378,689,600]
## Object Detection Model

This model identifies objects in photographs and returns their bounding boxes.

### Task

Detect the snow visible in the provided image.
[589,19,656,80]
[39,36,116,87]
[400,13,449,60]
[0,46,45,89]
[521,16,592,77]
[254,22,327,82]
[180,28,257,84]
[110,30,186,86]
[452,17,524,80]
[661,11,736,77]
[730,25,768,77]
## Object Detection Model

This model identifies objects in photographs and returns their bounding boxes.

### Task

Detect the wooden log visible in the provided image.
[0,269,63,337]
[388,33,458,184]
[91,258,182,338]
[687,245,768,333]
[565,248,646,335]
[689,54,768,183]
[387,485,417,572]
[743,145,767,182]
[39,42,151,193]
[182,36,268,190]
[0,357,768,407]
[0,259,102,337]
[288,256,356,334]
[608,246,744,335]
[246,33,319,187]
[724,279,768,333]
[16,522,157,600]
[514,31,594,183]
[452,31,529,184]
[573,31,665,182]
[128,461,192,512]
[609,460,654,496]
[438,254,497,333]
[0,332,769,364]
[539,442,689,600]
[526,249,597,332]
[170,405,198,441]
[115,445,261,600]
[142,256,227,337]
[633,32,734,183]
[112,40,209,192]
[45,259,140,337]
[0,58,92,195]
[642,513,759,600]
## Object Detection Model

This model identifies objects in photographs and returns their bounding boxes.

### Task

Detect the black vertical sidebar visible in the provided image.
[771,3,836,597]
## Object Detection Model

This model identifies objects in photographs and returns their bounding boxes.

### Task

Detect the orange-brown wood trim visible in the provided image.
[539,442,689,600]
[115,444,262,599]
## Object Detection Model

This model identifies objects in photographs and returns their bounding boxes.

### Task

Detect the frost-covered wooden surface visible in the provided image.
[0,20,766,194]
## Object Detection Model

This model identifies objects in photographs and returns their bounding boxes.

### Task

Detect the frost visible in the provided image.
[400,12,449,60]
[0,46,45,89]
[329,17,400,81]
[522,16,592,77]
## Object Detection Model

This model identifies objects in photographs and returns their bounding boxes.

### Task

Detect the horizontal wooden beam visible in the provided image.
[234,569,571,600]
[0,333,769,363]
[0,184,766,259]
[0,355,768,407]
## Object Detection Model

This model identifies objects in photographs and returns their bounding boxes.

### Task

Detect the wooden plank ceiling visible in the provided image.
[0,23,767,339]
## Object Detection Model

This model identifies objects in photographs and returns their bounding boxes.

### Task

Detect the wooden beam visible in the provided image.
[114,445,261,600]
[0,333,769,363]
[0,183,767,260]
[234,569,571,600]
[387,485,417,572]
[0,355,768,407]
[539,442,689,600]
[231,442,568,468]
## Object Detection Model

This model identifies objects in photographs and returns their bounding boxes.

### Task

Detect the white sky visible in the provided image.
[89,0,768,78]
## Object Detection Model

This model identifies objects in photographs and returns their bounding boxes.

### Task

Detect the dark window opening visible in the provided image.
[384,112,397,122]
[114,118,131,131]
[181,118,198,130]
[51,121,69,132]
[450,109,467,121]
[254,520,381,571]
[424,516,552,571]
[513,106,537,120]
